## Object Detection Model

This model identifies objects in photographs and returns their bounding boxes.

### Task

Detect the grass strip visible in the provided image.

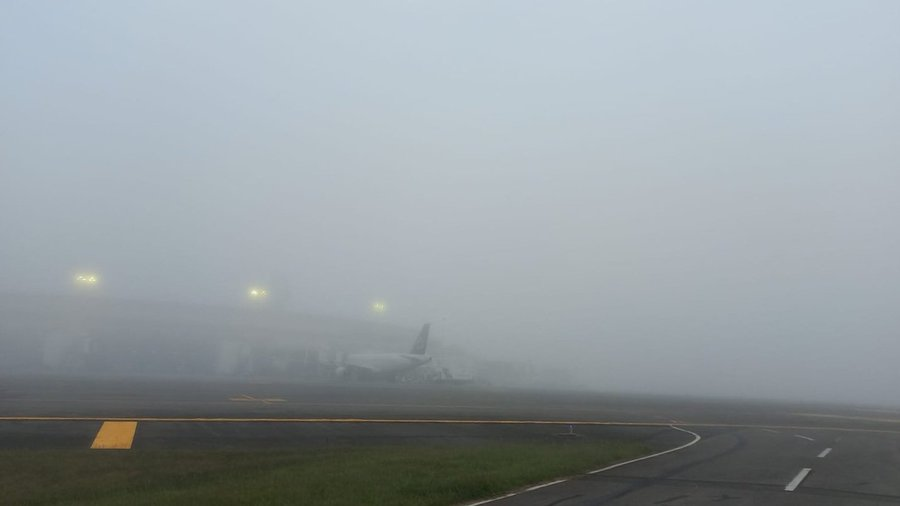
[2,439,648,505]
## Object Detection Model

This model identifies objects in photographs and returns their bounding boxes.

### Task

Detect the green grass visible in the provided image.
[2,440,648,505]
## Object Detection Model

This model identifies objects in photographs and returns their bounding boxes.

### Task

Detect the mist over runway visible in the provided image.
[3,1,900,406]
[5,375,900,430]
[5,375,900,504]
[2,2,900,502]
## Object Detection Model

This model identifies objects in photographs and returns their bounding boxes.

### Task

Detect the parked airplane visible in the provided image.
[336,323,431,380]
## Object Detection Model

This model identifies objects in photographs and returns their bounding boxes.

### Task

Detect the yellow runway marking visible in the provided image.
[0,416,899,435]
[90,421,138,449]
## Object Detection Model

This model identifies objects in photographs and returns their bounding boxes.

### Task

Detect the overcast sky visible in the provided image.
[2,1,899,403]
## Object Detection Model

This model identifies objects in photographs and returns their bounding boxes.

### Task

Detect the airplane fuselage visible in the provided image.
[342,353,431,379]
[336,323,432,381]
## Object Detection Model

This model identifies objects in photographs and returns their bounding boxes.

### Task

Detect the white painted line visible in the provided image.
[463,425,701,506]
[818,448,832,458]
[466,493,517,506]
[794,434,815,441]
[587,425,702,475]
[785,468,812,492]
[524,479,567,492]
[761,428,780,434]
[228,394,286,404]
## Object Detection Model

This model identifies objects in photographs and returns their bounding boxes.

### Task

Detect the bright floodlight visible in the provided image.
[248,287,268,300]
[74,273,99,287]
[371,300,386,314]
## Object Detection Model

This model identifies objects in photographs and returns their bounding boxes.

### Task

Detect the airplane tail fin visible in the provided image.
[409,323,430,354]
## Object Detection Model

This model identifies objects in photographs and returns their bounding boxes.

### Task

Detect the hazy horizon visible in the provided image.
[2,1,899,404]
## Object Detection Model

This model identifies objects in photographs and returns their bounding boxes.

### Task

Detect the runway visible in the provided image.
[4,374,900,504]
[479,426,900,505]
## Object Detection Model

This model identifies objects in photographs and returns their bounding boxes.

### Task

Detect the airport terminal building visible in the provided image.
[0,293,416,378]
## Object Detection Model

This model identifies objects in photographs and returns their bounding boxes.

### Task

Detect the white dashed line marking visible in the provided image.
[818,448,832,458]
[785,468,812,491]
[793,434,815,441]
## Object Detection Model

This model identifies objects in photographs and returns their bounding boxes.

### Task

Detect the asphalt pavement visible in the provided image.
[482,426,900,505]
[4,374,900,504]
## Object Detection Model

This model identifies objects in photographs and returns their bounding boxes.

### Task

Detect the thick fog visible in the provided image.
[2,2,898,403]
